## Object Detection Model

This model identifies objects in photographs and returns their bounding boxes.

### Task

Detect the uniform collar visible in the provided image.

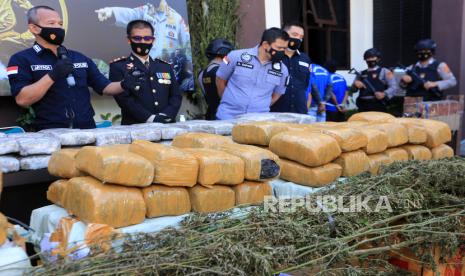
[132,52,151,64]
[250,45,260,57]
[367,66,380,71]
[416,58,436,68]
[32,42,44,55]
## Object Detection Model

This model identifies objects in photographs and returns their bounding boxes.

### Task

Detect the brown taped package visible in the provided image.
[367,154,393,175]
[214,143,280,181]
[387,118,427,144]
[366,123,409,148]
[232,121,290,146]
[280,159,342,187]
[383,148,409,162]
[319,128,368,152]
[172,133,233,148]
[355,128,388,154]
[416,119,452,148]
[189,185,235,213]
[232,182,272,205]
[130,140,198,187]
[348,112,395,122]
[47,179,69,207]
[142,185,191,218]
[64,177,146,228]
[401,145,432,161]
[183,148,244,186]
[269,131,341,167]
[0,212,7,245]
[333,150,370,177]
[48,149,84,178]
[76,146,154,187]
[431,144,454,160]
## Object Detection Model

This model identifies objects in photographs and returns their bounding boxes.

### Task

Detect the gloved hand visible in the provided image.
[153,113,173,123]
[48,59,74,81]
[121,70,144,91]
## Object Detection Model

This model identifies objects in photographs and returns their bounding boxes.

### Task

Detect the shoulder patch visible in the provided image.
[110,56,127,64]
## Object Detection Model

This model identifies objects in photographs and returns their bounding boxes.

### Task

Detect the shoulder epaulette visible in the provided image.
[110,56,127,64]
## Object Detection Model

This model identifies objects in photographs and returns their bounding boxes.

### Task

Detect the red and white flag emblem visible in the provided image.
[6,66,18,76]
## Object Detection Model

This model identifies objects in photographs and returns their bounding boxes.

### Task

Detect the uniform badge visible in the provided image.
[272,62,281,71]
[241,53,252,63]
[126,63,134,70]
[168,31,175,38]
[372,74,377,79]
[420,73,426,79]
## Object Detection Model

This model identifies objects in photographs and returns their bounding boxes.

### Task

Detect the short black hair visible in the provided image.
[260,27,290,45]
[126,20,154,36]
[27,6,56,24]
[323,59,338,74]
[282,21,304,31]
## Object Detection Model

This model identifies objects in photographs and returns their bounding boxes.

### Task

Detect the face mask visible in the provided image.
[35,25,65,45]
[366,60,378,68]
[130,42,153,56]
[417,52,432,61]
[267,47,285,63]
[288,38,302,51]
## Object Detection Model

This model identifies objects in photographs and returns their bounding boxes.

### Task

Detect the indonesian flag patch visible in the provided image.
[7,66,18,76]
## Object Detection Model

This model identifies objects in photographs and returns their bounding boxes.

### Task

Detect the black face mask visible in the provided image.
[288,38,302,51]
[267,47,285,63]
[35,25,65,45]
[130,42,153,56]
[417,52,432,61]
[366,60,378,68]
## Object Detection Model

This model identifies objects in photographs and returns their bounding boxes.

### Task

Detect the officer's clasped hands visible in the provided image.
[48,59,74,82]
[153,113,172,123]
[121,71,144,91]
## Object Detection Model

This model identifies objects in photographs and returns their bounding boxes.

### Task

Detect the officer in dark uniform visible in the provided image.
[109,20,182,125]
[271,21,312,114]
[351,48,397,112]
[7,6,129,130]
[401,39,456,101]
[198,39,234,120]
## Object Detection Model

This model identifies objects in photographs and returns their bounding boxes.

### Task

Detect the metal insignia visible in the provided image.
[241,52,252,63]
[273,62,281,71]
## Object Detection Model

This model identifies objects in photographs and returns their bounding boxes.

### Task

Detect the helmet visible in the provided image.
[363,48,382,60]
[205,39,234,58]
[414,39,437,52]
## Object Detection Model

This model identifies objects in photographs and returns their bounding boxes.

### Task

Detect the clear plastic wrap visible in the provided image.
[39,128,96,146]
[111,126,162,142]
[142,185,191,218]
[20,155,51,170]
[319,128,368,152]
[90,129,131,146]
[0,156,20,173]
[16,137,61,156]
[188,185,235,213]
[47,180,69,207]
[232,121,291,146]
[232,182,272,205]
[159,127,188,140]
[48,149,84,178]
[280,159,342,187]
[0,138,19,155]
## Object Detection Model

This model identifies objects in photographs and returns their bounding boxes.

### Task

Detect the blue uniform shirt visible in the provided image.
[271,50,311,114]
[215,46,289,120]
[327,73,347,112]
[307,64,331,106]
[7,43,111,130]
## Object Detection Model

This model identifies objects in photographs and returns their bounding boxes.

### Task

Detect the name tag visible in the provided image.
[299,61,309,68]
[268,69,283,77]
[31,65,52,71]
[236,62,254,69]
[73,62,88,69]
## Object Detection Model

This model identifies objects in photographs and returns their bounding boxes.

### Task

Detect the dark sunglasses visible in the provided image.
[130,36,155,42]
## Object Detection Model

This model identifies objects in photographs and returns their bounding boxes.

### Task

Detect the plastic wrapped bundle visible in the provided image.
[415,119,452,148]
[20,155,51,170]
[235,112,299,123]
[232,182,272,205]
[142,185,191,218]
[210,121,235,135]
[16,137,60,156]
[279,113,317,124]
[47,180,69,207]
[172,133,234,149]
[269,131,341,167]
[355,128,388,154]
[280,159,342,187]
[0,213,7,245]
[387,118,427,144]
[76,146,154,187]
[188,185,235,213]
[0,138,19,155]
[183,148,244,186]
[348,112,395,122]
[111,126,162,142]
[214,143,280,181]
[0,156,20,173]
[383,148,409,162]
[130,140,198,187]
[48,149,84,178]
[39,128,95,146]
[159,127,188,140]
[232,121,291,146]
[319,128,368,152]
[431,144,454,160]
[367,123,409,148]
[63,177,146,228]
[0,133,4,138]
[367,154,393,175]
[90,129,131,146]
[333,150,370,177]
[401,145,432,161]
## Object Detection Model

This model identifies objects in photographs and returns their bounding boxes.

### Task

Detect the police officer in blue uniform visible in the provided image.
[198,39,234,120]
[7,6,130,130]
[271,22,312,114]
[109,20,182,125]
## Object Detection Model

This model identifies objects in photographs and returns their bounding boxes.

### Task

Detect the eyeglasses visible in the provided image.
[130,36,155,42]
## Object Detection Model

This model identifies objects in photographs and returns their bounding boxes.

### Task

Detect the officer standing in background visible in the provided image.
[401,39,457,101]
[307,63,334,122]
[324,60,348,122]
[271,22,312,114]
[351,48,397,112]
[198,39,234,120]
[215,28,289,120]
[109,20,182,125]
[7,6,129,131]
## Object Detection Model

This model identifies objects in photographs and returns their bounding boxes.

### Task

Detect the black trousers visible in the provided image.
[326,110,345,122]
[387,96,405,117]
[356,98,387,112]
